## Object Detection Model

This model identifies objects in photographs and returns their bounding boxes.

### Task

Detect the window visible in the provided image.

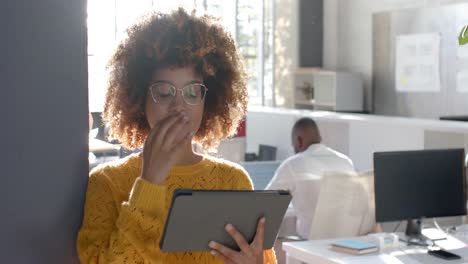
[87,0,274,112]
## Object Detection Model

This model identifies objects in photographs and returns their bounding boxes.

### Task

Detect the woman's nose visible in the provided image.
[168,90,186,110]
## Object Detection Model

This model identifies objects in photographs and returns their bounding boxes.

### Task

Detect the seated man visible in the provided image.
[265,117,356,239]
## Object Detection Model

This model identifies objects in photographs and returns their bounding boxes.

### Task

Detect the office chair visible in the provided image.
[308,171,375,240]
[258,144,277,161]
[91,112,107,141]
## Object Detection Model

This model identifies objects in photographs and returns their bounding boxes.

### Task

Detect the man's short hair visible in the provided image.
[293,117,319,133]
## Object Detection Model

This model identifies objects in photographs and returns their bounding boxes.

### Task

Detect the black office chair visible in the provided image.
[91,112,107,141]
[258,144,277,161]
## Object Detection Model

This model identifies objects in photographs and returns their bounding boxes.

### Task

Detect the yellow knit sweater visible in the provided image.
[77,154,277,263]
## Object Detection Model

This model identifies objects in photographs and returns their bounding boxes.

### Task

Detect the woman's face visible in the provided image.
[145,66,205,136]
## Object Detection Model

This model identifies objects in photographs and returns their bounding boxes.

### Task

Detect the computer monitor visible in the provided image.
[374,149,466,238]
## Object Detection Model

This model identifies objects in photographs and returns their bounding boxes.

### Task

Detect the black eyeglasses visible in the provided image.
[149,82,208,106]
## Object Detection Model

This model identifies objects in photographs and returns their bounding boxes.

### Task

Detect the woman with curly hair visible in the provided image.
[77,8,277,264]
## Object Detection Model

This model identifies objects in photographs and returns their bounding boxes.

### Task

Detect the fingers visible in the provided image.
[169,130,194,156]
[160,115,192,151]
[209,241,238,263]
[152,113,186,150]
[209,220,266,264]
[144,112,179,152]
[252,217,265,249]
[145,111,188,154]
[224,224,251,254]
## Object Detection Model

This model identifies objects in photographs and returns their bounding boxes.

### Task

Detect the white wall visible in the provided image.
[323,0,468,112]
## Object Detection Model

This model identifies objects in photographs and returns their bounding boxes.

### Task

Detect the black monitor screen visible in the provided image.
[374,149,466,223]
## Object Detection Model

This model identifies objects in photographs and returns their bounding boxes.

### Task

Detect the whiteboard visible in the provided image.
[373,3,468,119]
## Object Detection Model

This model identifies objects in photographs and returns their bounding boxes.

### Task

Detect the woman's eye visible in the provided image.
[158,89,172,95]
[185,86,201,98]
[187,91,197,98]
[158,93,172,98]
[157,86,174,97]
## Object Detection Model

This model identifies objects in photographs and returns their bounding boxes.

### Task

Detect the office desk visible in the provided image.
[89,138,120,152]
[283,232,468,264]
[89,139,121,170]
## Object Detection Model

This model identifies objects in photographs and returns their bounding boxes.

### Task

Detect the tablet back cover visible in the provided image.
[160,189,291,252]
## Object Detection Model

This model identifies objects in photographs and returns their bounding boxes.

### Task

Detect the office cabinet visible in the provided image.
[313,71,364,112]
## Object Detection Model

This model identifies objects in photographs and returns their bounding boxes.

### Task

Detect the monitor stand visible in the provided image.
[405,218,423,238]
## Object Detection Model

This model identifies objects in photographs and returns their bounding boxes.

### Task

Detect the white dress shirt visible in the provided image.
[265,143,356,239]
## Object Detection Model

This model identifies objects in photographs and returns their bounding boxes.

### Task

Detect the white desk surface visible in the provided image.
[89,138,120,152]
[283,233,468,264]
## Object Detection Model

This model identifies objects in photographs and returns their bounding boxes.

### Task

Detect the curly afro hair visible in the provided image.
[102,8,248,152]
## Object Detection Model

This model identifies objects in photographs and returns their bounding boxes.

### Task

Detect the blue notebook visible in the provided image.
[330,240,378,255]
[332,240,377,250]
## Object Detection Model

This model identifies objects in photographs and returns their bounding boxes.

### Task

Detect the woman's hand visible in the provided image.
[209,217,265,264]
[140,111,193,185]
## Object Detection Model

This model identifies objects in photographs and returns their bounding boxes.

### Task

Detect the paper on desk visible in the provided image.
[435,234,466,250]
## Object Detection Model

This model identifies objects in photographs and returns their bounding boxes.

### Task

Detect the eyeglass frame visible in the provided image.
[148,81,208,106]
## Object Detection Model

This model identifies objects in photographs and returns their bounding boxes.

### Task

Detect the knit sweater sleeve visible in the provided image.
[232,166,278,264]
[77,169,167,263]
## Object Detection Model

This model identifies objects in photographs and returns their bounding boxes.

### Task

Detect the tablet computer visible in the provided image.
[160,189,291,252]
